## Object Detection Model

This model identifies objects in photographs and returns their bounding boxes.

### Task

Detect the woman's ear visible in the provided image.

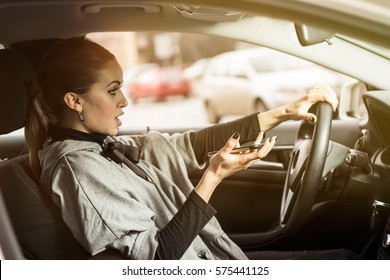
[63,92,83,111]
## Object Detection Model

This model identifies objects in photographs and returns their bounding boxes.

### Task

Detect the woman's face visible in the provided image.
[78,59,128,136]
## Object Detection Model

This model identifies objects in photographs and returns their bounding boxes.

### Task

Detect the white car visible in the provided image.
[197,47,352,123]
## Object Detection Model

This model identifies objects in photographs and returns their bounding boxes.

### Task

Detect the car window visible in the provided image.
[87,32,357,128]
[228,60,247,78]
[204,56,228,77]
[251,54,312,73]
[135,69,156,85]
[160,68,183,82]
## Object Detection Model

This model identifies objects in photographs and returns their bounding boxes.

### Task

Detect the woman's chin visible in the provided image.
[109,127,120,136]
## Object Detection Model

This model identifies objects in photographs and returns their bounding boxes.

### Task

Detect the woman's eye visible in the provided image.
[108,88,118,95]
[108,84,123,95]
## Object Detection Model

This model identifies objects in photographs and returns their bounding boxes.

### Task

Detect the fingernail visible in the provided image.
[267,137,271,142]
[232,132,240,139]
[274,136,278,141]
[311,117,316,123]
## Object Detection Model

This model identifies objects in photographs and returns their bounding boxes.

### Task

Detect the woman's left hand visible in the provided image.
[258,84,338,131]
[285,83,338,123]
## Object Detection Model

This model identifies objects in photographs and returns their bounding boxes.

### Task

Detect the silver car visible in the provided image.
[197,47,352,123]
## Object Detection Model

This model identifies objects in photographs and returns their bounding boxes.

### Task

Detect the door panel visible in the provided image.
[118,118,361,247]
[189,165,287,234]
[187,119,361,246]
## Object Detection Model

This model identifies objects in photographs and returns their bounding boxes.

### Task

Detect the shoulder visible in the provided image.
[112,131,169,144]
[39,140,103,174]
[112,132,175,152]
[40,139,102,159]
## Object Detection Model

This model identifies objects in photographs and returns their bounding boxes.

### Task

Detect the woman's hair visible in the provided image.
[25,37,116,178]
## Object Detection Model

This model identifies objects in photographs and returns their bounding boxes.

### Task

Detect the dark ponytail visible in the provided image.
[25,84,49,178]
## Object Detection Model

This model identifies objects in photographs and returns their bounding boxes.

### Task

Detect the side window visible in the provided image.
[88,32,355,127]
[204,59,216,76]
[135,70,155,85]
[206,57,228,77]
[228,60,247,79]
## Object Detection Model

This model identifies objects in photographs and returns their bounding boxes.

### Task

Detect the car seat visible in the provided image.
[0,48,123,259]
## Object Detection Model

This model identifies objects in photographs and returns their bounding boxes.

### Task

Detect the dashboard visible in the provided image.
[360,91,390,259]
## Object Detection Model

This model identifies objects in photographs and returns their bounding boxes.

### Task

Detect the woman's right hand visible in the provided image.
[195,132,276,202]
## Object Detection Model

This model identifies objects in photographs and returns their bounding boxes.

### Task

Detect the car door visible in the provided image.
[187,121,295,239]
[184,117,361,249]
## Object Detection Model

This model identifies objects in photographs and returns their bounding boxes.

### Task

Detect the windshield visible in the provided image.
[87,32,356,128]
[251,55,312,73]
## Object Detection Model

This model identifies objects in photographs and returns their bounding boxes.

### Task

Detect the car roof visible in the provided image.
[212,47,302,60]
[0,0,389,89]
[0,0,389,47]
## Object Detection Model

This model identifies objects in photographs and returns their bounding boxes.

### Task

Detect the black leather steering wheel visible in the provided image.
[279,102,333,236]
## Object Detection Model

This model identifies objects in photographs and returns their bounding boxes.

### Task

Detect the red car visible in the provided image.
[127,66,191,102]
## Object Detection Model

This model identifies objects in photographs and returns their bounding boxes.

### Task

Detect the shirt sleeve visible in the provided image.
[114,113,261,173]
[190,113,262,163]
[154,190,216,259]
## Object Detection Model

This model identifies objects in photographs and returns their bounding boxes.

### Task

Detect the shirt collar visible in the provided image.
[48,125,107,146]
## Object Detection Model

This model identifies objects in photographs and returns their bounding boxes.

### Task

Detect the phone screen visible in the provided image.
[207,143,263,157]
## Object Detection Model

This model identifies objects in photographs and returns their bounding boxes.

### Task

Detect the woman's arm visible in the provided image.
[191,84,338,164]
[155,132,276,259]
[154,190,216,259]
[190,113,261,163]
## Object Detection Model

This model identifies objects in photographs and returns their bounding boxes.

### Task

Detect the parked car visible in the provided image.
[0,0,390,269]
[122,63,159,94]
[127,66,191,102]
[183,57,210,81]
[196,47,352,123]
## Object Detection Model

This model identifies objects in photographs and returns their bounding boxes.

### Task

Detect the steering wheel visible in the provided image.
[279,102,333,236]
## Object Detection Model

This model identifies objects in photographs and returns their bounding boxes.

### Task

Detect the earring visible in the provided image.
[79,110,85,122]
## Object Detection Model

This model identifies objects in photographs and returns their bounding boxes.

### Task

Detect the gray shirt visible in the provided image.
[39,114,260,259]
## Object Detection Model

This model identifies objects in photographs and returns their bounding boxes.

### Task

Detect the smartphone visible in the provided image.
[207,143,264,157]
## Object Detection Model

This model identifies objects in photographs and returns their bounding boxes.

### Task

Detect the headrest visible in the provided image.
[0,49,33,135]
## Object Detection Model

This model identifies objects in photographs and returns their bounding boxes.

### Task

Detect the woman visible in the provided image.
[26,37,339,260]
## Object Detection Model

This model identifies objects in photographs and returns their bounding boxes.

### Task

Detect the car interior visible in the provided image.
[0,0,390,260]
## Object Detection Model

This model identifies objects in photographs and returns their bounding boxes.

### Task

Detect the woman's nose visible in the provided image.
[119,90,128,108]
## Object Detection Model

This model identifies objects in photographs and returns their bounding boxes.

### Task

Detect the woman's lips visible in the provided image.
[115,116,122,126]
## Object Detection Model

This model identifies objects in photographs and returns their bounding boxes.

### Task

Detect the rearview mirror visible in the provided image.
[294,23,335,46]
